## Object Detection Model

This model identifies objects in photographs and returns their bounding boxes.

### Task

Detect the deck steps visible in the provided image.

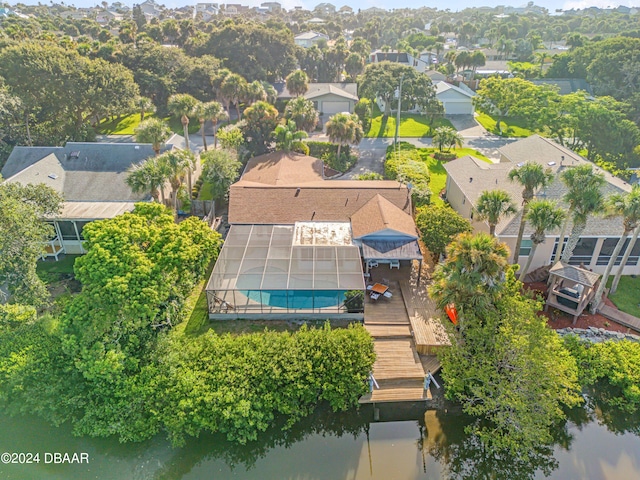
[359,379,432,404]
[364,324,412,338]
[371,339,425,381]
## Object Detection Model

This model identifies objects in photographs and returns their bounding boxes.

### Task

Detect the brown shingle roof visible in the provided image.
[228,181,411,225]
[240,151,324,185]
[351,194,418,239]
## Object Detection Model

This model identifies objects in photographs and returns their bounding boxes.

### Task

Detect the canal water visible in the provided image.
[1,401,639,480]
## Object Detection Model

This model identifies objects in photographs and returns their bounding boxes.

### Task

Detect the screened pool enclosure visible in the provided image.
[206,223,366,317]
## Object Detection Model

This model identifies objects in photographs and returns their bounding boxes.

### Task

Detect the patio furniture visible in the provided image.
[381,278,390,287]
[370,292,380,300]
[370,283,389,295]
[368,261,379,269]
[366,284,373,291]
[383,291,393,298]
[389,260,400,269]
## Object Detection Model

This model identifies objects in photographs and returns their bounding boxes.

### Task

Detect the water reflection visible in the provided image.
[1,396,640,480]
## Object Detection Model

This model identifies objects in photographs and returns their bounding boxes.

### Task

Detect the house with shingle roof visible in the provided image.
[1,137,182,259]
[205,151,422,318]
[273,82,358,118]
[443,135,639,277]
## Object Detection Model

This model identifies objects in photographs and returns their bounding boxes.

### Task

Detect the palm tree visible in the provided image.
[520,200,565,281]
[261,81,278,104]
[508,162,554,263]
[167,93,198,152]
[611,225,640,294]
[274,120,308,153]
[220,73,247,120]
[429,232,510,323]
[325,112,364,161]
[126,156,170,203]
[194,100,225,151]
[475,190,517,236]
[285,69,309,97]
[134,118,171,156]
[167,93,198,198]
[157,149,195,213]
[558,165,606,263]
[243,80,267,107]
[591,185,640,309]
[135,96,156,122]
[284,96,319,133]
[432,126,463,153]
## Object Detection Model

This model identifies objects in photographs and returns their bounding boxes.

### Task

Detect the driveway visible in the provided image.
[446,114,489,137]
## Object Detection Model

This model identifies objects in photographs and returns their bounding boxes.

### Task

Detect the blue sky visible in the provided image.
[10,0,639,13]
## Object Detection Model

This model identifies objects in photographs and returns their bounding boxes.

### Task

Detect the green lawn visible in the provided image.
[98,114,200,136]
[367,112,454,138]
[36,255,79,282]
[607,276,640,318]
[475,112,533,138]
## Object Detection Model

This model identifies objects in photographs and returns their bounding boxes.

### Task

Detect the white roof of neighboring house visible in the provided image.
[435,81,475,98]
[295,31,328,41]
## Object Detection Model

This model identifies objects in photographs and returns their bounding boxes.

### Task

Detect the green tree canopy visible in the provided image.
[415,204,472,260]
[0,180,63,306]
[200,149,242,201]
[241,101,279,156]
[134,118,171,155]
[475,190,517,236]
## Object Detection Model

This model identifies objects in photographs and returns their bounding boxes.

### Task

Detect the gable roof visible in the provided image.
[351,194,418,239]
[241,151,324,185]
[229,181,411,225]
[444,137,634,237]
[273,82,358,101]
[2,141,177,219]
[294,31,328,41]
[435,81,475,98]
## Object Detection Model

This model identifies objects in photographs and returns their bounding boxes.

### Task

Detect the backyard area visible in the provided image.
[607,276,640,318]
[387,143,491,205]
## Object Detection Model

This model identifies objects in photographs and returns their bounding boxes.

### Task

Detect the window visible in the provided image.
[57,221,79,241]
[596,238,629,266]
[568,238,597,266]
[519,239,532,257]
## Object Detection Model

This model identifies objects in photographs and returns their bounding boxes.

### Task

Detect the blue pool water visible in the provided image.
[240,290,345,309]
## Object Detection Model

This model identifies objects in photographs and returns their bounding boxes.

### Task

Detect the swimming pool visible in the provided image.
[239,290,346,309]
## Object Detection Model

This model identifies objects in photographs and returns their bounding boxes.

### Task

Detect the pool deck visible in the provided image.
[359,263,449,405]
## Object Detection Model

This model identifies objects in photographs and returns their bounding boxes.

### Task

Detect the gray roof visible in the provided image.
[444,136,634,237]
[273,82,358,101]
[531,78,593,96]
[2,142,175,218]
[435,81,475,98]
[549,262,600,287]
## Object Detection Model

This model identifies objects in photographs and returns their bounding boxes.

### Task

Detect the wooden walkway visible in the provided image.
[600,305,640,333]
[360,280,431,404]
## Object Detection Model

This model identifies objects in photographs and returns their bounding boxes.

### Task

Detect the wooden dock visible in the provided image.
[360,278,435,404]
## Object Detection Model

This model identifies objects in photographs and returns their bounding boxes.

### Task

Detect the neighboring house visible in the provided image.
[443,135,639,276]
[205,151,422,318]
[273,82,358,116]
[59,10,89,19]
[138,0,163,17]
[1,139,181,259]
[260,2,281,12]
[426,70,447,82]
[369,49,441,74]
[294,31,329,48]
[435,81,475,115]
[96,9,123,23]
[194,2,219,20]
[530,78,593,96]
[222,3,250,15]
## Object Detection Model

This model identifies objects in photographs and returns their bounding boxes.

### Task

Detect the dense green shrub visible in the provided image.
[564,336,640,413]
[306,141,356,172]
[384,144,431,206]
[415,204,472,259]
[151,323,375,445]
[354,99,372,133]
